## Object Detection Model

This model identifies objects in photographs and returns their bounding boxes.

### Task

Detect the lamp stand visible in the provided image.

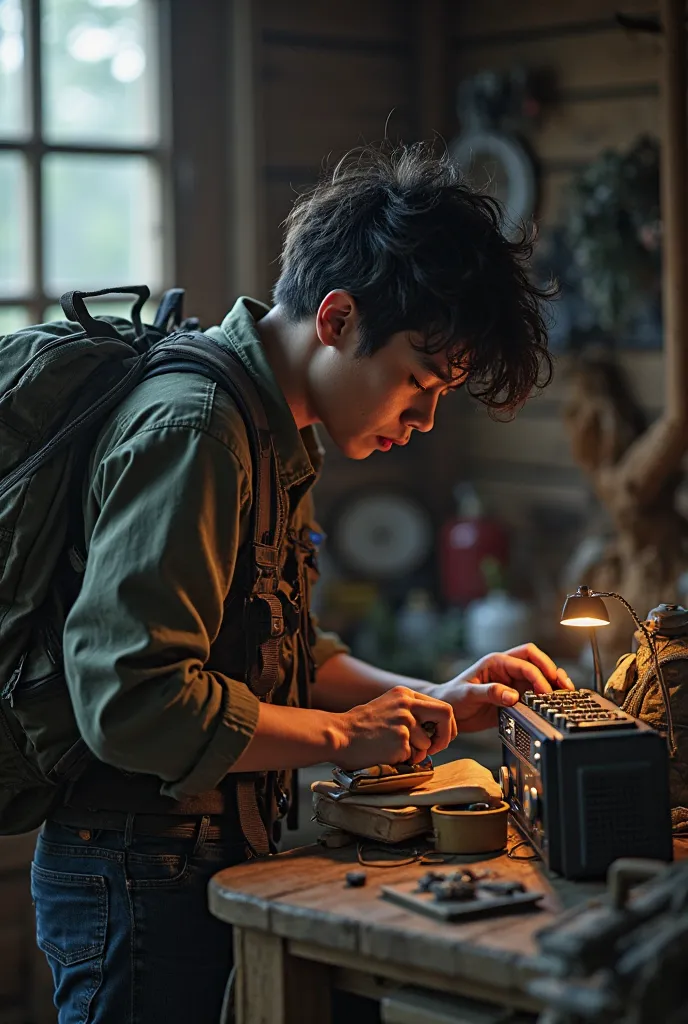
[589,628,605,695]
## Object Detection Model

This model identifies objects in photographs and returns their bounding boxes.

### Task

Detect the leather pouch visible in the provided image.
[331,757,434,795]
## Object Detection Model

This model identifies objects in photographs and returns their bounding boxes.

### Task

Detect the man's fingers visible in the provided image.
[469,681,519,707]
[415,711,454,753]
[504,643,574,689]
[491,654,554,693]
[408,722,433,760]
[397,688,457,749]
[505,642,557,677]
[556,666,575,690]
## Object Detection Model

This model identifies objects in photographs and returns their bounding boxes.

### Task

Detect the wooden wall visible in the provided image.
[254,0,670,576]
[260,0,415,286]
[443,0,670,593]
[256,0,451,526]
[0,834,53,1024]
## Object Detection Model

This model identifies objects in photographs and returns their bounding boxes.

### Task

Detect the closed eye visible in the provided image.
[410,375,427,393]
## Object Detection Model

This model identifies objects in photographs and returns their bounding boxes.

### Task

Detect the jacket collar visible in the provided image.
[207,297,323,489]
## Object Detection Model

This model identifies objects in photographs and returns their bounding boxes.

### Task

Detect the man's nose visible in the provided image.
[404,392,439,433]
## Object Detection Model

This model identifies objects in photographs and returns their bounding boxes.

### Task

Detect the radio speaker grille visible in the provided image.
[578,763,653,865]
[514,723,532,761]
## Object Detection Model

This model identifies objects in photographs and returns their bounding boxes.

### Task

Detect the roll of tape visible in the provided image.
[431,800,509,854]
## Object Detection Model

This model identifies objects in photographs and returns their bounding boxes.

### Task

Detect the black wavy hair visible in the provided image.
[273,143,554,412]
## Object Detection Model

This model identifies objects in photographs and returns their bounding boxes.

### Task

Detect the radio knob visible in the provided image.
[523,690,535,706]
[499,765,511,800]
[523,785,539,823]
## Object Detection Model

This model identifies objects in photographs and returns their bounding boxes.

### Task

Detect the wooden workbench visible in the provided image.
[208,824,612,1024]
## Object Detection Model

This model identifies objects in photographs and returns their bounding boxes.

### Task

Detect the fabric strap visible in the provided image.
[143,332,289,857]
[235,778,272,857]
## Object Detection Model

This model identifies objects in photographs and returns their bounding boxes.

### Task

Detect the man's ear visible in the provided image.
[316,290,358,349]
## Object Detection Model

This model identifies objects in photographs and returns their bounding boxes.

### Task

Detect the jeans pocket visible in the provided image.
[126,841,190,889]
[31,862,107,1024]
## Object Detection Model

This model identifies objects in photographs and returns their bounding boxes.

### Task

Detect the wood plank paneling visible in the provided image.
[545,351,665,410]
[257,0,668,556]
[262,46,411,168]
[264,179,313,289]
[0,924,28,1004]
[0,833,39,873]
[446,477,589,526]
[261,0,412,45]
[455,29,661,94]
[460,411,575,468]
[454,0,662,40]
[534,92,659,164]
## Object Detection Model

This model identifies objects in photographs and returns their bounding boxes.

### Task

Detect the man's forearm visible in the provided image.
[311,653,434,712]
[229,703,345,773]
[230,656,436,773]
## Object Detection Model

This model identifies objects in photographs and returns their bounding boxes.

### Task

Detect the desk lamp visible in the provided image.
[560,584,676,756]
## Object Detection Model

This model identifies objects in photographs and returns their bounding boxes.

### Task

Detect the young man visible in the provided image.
[31,144,572,1023]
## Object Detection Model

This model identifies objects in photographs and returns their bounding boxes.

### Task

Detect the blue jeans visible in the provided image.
[32,818,249,1024]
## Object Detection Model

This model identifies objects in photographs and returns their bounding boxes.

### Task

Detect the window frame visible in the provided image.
[0,0,174,324]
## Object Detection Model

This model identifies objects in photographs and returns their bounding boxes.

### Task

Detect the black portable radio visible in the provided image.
[499,688,673,879]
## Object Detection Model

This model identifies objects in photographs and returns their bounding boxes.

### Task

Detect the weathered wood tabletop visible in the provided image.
[208,823,645,1023]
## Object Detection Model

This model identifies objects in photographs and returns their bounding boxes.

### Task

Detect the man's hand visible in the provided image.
[334,686,457,769]
[432,643,574,734]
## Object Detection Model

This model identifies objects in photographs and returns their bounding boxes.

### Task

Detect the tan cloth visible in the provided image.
[311,758,502,807]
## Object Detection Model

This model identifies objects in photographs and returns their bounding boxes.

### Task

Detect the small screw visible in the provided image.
[345,871,367,888]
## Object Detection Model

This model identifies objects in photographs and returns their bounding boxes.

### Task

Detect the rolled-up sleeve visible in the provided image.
[63,423,260,799]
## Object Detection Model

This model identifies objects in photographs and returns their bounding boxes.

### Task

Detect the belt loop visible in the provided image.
[124,813,135,848]
[193,814,211,854]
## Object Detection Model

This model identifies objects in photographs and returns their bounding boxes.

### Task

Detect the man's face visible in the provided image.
[309,292,465,459]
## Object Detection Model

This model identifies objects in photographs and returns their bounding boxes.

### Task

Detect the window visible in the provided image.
[0,0,168,332]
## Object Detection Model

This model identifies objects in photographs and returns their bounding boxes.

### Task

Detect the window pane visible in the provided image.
[0,305,30,333]
[0,151,30,296]
[43,153,162,294]
[0,0,27,137]
[42,0,158,144]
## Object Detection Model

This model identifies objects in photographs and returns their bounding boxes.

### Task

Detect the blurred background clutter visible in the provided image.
[0,2,685,1020]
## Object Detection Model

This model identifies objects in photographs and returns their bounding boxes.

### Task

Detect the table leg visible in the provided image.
[233,926,333,1024]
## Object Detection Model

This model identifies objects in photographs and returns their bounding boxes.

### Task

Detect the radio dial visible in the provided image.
[499,765,511,799]
[523,785,539,823]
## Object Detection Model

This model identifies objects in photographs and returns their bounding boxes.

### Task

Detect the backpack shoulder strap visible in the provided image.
[143,332,291,857]
[144,331,284,558]
[143,332,287,698]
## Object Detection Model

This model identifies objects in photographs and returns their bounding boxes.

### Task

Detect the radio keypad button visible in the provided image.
[520,688,638,732]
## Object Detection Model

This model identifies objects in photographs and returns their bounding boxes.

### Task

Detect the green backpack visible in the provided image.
[0,286,286,835]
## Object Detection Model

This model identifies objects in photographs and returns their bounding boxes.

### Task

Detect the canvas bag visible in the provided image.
[605,602,688,832]
[0,285,290,835]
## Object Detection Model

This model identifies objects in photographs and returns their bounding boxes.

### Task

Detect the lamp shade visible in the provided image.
[560,587,610,627]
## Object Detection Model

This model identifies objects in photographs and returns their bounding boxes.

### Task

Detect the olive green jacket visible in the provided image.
[59,297,346,802]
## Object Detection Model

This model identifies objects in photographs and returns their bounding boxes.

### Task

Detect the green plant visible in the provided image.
[565,135,661,331]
